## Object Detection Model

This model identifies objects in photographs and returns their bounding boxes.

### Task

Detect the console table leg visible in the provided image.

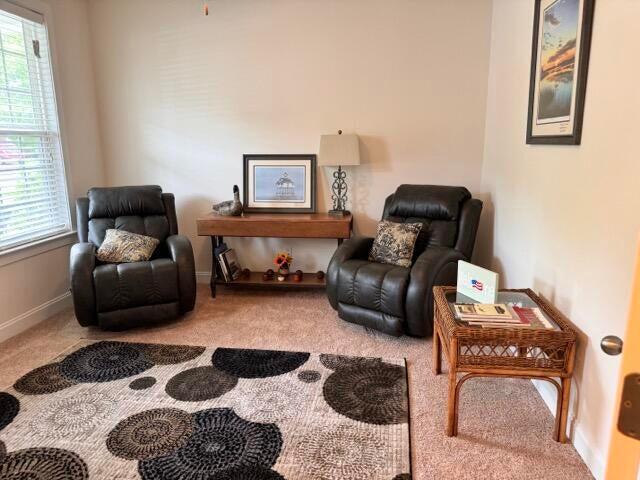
[210,235,224,298]
[337,238,343,246]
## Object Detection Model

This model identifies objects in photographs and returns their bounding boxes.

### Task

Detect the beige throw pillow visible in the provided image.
[96,229,159,263]
[368,220,422,268]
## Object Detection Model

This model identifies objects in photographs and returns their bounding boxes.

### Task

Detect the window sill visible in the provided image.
[0,231,77,268]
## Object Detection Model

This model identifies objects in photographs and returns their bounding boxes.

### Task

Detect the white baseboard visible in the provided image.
[196,271,212,284]
[0,291,72,343]
[532,379,605,479]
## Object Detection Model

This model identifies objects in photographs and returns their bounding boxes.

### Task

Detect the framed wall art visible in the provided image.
[526,0,595,145]
[243,154,316,213]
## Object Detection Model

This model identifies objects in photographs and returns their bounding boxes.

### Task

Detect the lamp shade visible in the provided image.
[318,134,360,167]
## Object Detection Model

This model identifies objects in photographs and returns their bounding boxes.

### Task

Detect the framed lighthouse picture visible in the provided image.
[526,0,595,145]
[243,154,316,213]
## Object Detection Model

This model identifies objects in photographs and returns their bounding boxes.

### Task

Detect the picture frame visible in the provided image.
[243,154,316,213]
[526,0,595,145]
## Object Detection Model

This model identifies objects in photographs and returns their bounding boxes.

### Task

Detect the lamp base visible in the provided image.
[330,165,350,215]
[328,209,351,217]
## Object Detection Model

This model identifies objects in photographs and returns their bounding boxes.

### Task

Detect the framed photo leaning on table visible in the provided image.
[526,0,595,145]
[243,154,316,213]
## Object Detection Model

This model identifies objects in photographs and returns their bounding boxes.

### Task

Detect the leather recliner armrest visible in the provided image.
[70,242,98,326]
[405,246,465,337]
[326,236,374,310]
[166,234,196,313]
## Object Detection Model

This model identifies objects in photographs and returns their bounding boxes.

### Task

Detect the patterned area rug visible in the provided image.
[0,340,410,479]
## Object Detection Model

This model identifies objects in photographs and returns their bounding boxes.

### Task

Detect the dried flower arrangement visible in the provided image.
[273,251,293,274]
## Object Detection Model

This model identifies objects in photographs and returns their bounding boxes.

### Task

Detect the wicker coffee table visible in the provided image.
[432,286,577,442]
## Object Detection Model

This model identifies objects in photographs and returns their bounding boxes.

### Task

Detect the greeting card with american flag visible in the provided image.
[457,261,499,304]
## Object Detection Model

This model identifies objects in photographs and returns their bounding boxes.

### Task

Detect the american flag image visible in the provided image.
[472,279,483,291]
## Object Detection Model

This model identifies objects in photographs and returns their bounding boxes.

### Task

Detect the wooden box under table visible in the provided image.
[432,286,577,443]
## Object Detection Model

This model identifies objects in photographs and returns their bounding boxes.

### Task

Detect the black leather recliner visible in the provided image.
[70,185,196,330]
[327,185,482,337]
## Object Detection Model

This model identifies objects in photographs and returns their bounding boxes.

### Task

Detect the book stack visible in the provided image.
[452,303,556,329]
[213,242,242,282]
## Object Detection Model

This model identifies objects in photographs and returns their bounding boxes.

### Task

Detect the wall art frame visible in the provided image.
[526,0,595,145]
[243,154,317,213]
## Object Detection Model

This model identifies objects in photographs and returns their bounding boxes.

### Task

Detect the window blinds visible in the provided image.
[0,2,70,251]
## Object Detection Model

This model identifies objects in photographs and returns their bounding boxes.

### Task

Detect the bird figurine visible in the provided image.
[212,185,243,216]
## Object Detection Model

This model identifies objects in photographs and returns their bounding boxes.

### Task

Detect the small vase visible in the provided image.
[277,266,289,282]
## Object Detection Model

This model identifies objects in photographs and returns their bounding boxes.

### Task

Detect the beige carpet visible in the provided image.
[0,286,593,479]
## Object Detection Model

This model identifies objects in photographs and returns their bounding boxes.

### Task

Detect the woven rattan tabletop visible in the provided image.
[434,286,576,342]
[433,286,577,375]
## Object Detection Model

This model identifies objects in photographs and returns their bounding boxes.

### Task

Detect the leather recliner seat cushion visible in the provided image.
[93,259,179,313]
[337,259,410,318]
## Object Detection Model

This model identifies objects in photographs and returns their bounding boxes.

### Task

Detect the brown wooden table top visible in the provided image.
[196,212,352,239]
[198,212,352,223]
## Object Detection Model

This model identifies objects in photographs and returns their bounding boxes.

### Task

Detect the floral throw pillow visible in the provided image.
[368,221,423,268]
[96,229,160,263]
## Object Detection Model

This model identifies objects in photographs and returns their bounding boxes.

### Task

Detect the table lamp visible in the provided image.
[318,131,360,216]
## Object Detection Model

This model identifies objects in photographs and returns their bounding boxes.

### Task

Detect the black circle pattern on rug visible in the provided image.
[297,370,321,383]
[319,353,383,371]
[59,341,154,383]
[107,408,194,460]
[13,363,77,395]
[212,348,310,378]
[323,362,408,425]
[129,377,157,390]
[0,392,19,432]
[0,447,88,479]
[165,366,238,402]
[141,344,206,365]
[138,408,283,479]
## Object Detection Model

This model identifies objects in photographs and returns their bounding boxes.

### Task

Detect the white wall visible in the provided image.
[479,0,640,477]
[87,0,493,273]
[0,0,104,339]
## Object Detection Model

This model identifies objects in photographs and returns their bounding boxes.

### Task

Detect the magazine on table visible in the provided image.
[452,302,558,330]
[453,303,513,320]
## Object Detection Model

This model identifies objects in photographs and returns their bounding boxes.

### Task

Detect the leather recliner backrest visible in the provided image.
[382,184,472,258]
[80,185,172,247]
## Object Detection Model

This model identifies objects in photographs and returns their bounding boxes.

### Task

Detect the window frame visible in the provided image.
[0,0,75,257]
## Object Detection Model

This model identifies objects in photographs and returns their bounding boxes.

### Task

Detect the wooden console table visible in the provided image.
[196,213,352,297]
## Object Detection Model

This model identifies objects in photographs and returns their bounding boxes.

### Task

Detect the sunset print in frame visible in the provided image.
[527,0,594,145]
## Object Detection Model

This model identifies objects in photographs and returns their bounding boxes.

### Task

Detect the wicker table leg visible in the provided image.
[446,369,458,436]
[557,377,572,443]
[433,323,441,375]
[446,338,459,436]
[448,373,564,440]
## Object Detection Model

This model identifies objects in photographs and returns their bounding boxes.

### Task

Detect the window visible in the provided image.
[0,1,70,252]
